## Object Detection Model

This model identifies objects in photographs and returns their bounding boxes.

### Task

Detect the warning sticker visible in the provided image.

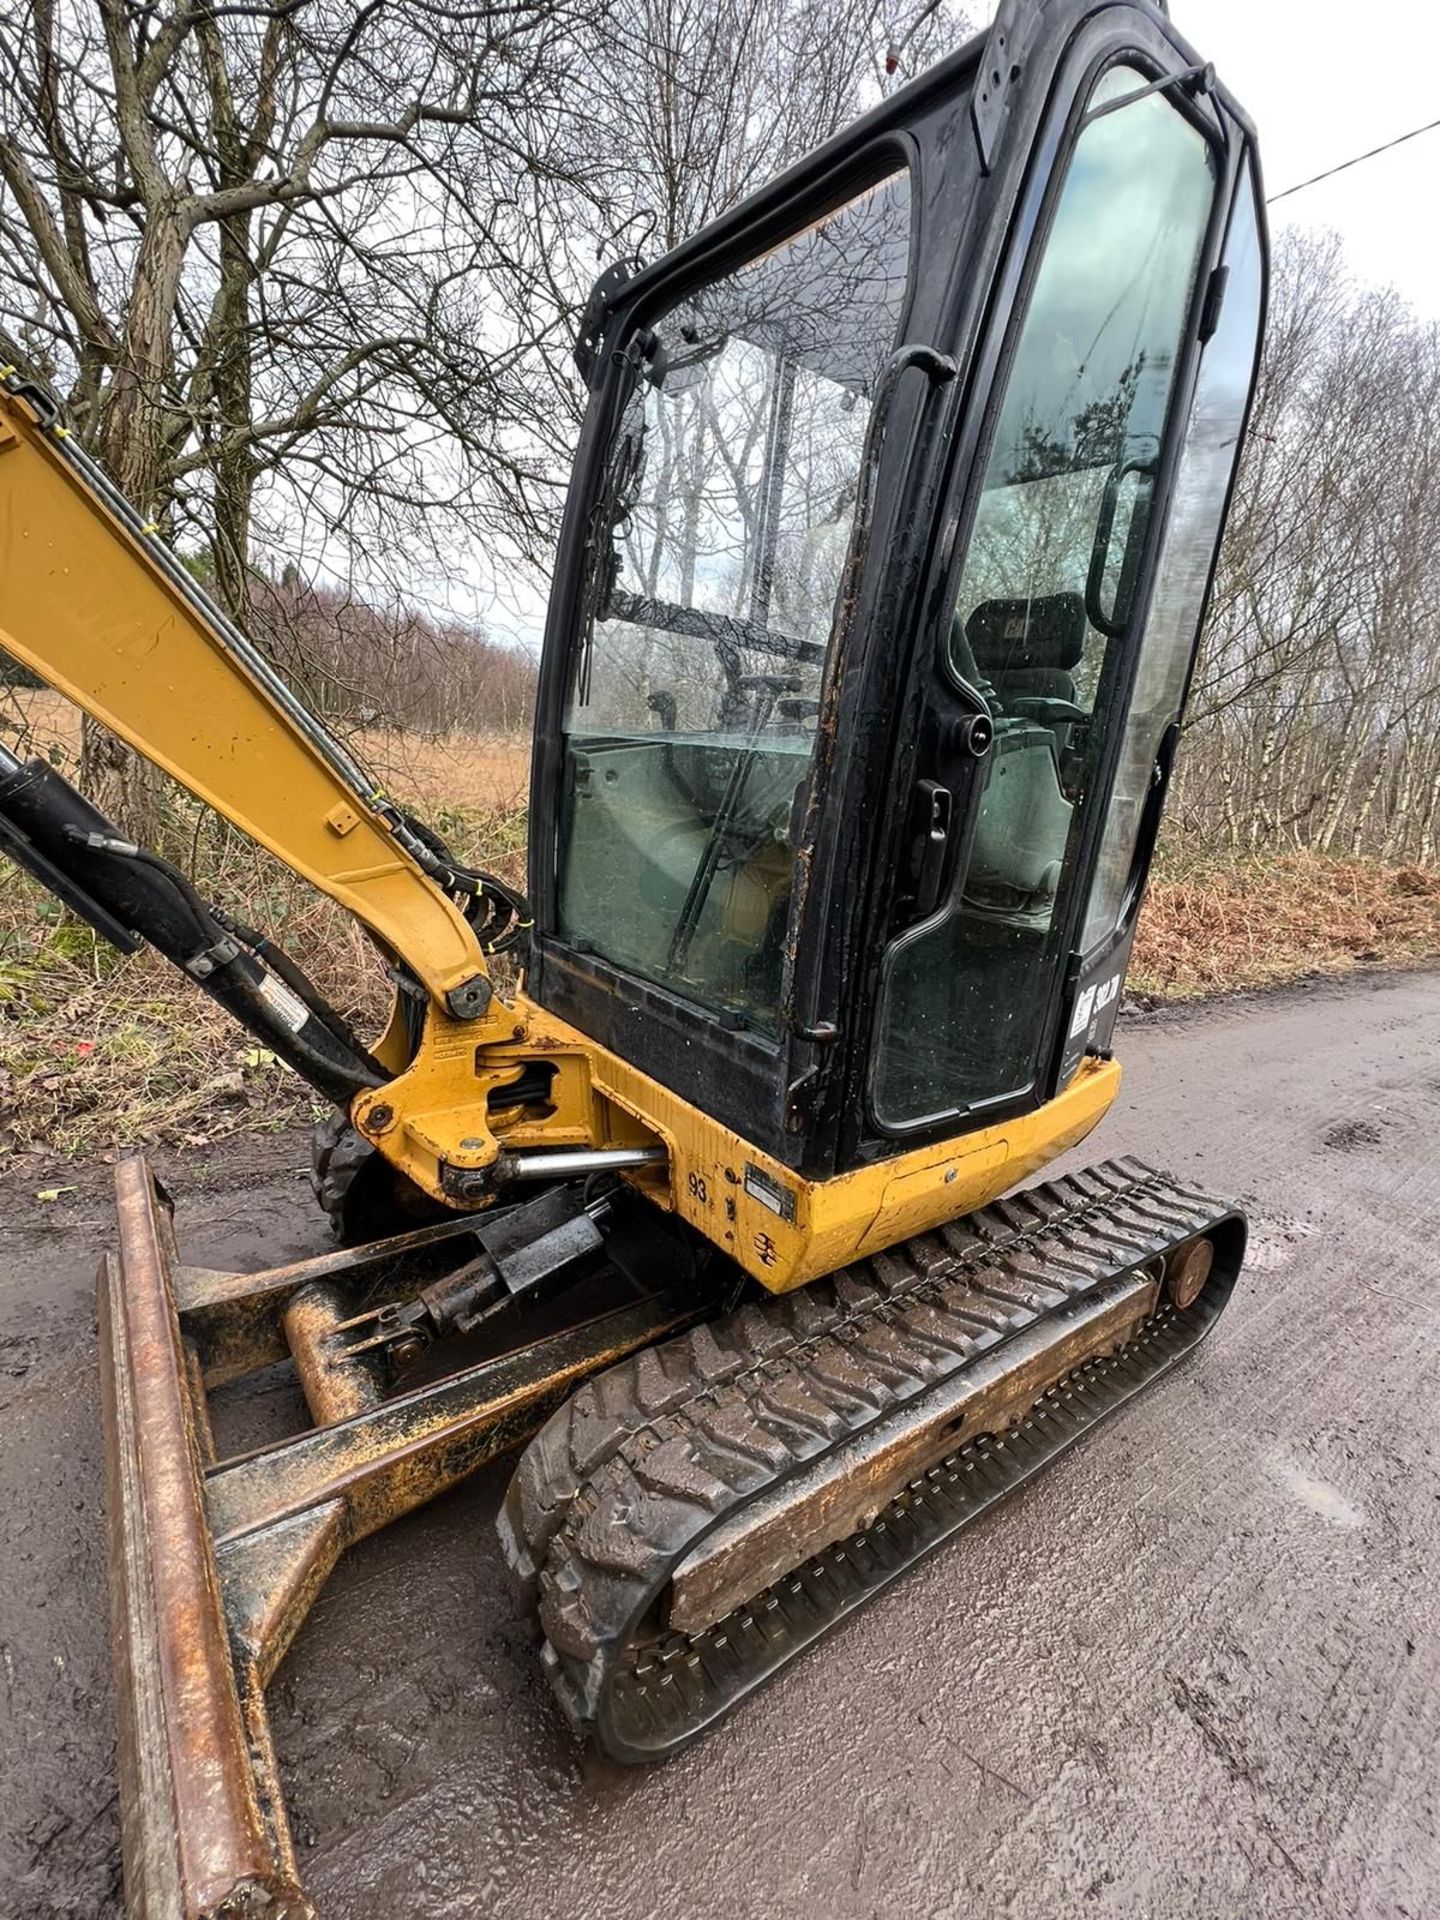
[743,1163,796,1222]
[257,971,310,1035]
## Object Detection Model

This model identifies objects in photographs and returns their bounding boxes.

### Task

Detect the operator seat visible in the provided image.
[950,593,1089,918]
[965,592,1087,714]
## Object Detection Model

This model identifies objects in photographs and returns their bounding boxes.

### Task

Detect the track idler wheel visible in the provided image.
[1164,1235,1213,1310]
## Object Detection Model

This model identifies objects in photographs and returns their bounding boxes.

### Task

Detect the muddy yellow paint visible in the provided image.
[0,383,501,1020]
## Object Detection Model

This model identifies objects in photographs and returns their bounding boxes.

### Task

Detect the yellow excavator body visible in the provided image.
[0,2,1266,1911]
[0,373,1119,1288]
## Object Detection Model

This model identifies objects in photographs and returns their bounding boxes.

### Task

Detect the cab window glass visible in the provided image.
[557,173,911,1032]
[1082,168,1265,948]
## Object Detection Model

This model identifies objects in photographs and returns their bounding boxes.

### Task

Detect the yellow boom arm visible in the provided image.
[0,374,497,1022]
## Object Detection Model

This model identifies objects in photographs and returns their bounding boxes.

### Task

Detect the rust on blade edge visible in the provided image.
[103,1154,311,1919]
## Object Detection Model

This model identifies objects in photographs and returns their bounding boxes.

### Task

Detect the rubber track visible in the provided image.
[498,1157,1245,1760]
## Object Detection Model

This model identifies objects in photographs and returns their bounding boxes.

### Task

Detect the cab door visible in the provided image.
[863,49,1265,1140]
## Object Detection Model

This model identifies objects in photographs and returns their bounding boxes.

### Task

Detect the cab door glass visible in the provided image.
[1081,168,1264,949]
[873,66,1216,1128]
[557,173,911,1033]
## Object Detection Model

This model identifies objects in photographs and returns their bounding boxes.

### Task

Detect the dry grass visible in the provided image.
[3,690,1439,1160]
[0,692,530,1160]
[1131,850,1440,999]
[1,688,531,813]
[0,799,529,1160]
[1,689,82,762]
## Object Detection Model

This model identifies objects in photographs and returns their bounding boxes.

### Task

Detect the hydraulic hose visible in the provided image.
[0,746,384,1105]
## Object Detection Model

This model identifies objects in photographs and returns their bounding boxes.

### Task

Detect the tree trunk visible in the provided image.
[1349,752,1388,857]
[208,215,257,626]
[80,214,189,845]
[1418,755,1440,865]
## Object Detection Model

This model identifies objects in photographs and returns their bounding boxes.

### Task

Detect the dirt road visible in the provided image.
[2,969,1438,1919]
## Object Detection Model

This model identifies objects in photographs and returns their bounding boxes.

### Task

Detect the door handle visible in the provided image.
[836,344,959,625]
[1085,455,1156,638]
[910,716,992,920]
[914,780,953,918]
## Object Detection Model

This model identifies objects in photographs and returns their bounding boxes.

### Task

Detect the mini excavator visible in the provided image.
[0,2,1264,1911]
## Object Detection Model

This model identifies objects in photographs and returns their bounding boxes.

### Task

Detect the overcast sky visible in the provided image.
[974,0,1440,317]
[475,1,1440,651]
[1171,0,1440,315]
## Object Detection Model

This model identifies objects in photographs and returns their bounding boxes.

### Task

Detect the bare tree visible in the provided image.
[249,571,536,734]
[0,0,593,832]
[573,0,969,255]
[1176,229,1440,866]
[0,0,974,838]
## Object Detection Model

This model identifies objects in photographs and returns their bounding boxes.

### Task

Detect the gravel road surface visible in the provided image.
[2,968,1438,1918]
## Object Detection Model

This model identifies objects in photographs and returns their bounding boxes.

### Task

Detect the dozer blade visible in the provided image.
[100,1157,311,1919]
[98,1154,706,1917]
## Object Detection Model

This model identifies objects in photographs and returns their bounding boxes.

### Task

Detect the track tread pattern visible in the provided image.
[497,1158,1242,1758]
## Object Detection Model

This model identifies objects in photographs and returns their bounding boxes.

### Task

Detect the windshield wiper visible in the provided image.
[667,672,799,976]
[577,373,650,701]
[606,589,824,668]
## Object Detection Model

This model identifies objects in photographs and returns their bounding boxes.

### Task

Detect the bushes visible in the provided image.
[1131,848,1440,1000]
[0,715,529,1159]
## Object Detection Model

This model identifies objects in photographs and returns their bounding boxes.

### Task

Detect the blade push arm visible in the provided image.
[0,371,496,1026]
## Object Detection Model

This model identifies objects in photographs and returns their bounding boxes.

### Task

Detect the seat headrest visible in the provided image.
[966,593,1086,672]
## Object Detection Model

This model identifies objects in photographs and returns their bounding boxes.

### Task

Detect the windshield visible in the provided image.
[556,170,911,1034]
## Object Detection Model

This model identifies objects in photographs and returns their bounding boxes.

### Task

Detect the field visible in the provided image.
[0,689,532,812]
[3,690,1439,1161]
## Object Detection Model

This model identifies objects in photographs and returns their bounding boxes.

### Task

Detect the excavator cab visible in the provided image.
[529,0,1265,1170]
[0,2,1266,1910]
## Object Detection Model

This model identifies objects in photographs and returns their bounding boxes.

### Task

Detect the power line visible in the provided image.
[1267,114,1440,204]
